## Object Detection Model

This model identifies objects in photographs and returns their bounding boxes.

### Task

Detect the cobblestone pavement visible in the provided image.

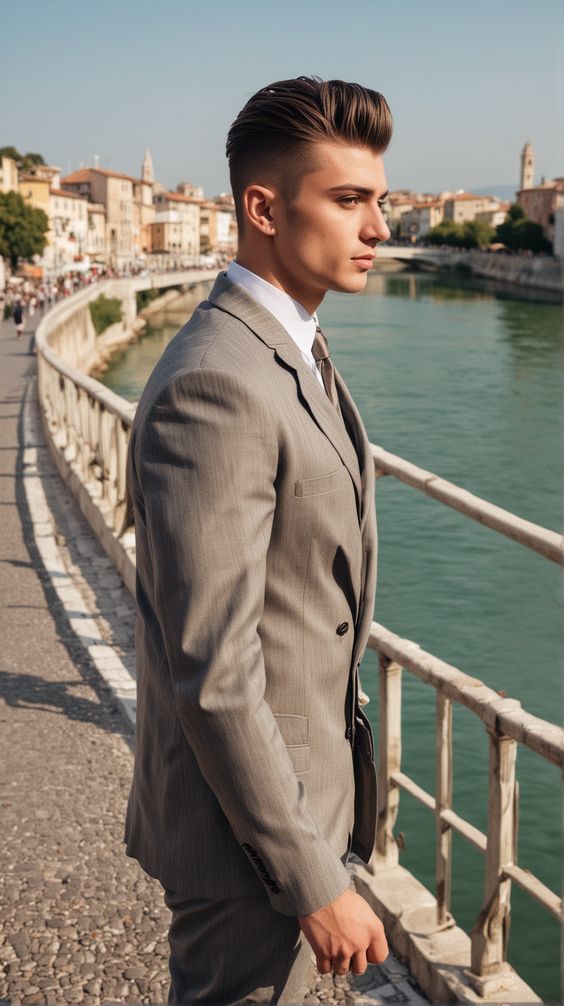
[0,312,430,1005]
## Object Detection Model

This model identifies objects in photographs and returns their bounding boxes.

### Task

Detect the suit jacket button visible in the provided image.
[336,621,349,636]
[345,725,353,740]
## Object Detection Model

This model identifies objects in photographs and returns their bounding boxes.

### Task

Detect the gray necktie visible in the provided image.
[312,326,344,421]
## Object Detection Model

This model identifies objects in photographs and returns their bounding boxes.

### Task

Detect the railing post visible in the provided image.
[466,725,518,996]
[435,691,453,925]
[368,653,402,874]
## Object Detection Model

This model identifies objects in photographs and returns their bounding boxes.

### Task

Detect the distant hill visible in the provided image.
[471,183,517,201]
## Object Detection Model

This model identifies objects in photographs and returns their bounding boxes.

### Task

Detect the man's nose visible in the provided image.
[362,206,390,244]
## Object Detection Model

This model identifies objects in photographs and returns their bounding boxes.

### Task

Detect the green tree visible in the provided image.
[427,219,464,246]
[0,146,46,173]
[89,295,123,335]
[496,202,552,253]
[460,218,495,249]
[0,190,49,270]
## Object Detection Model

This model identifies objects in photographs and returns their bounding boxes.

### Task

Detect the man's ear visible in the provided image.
[242,184,277,236]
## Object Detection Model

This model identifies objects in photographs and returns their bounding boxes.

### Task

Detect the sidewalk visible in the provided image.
[0,309,430,1005]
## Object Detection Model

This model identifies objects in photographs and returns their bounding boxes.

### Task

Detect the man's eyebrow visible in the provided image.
[327,185,389,200]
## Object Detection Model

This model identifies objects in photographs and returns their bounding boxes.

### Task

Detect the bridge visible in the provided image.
[0,271,561,1005]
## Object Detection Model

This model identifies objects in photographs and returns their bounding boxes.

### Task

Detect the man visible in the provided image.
[124,75,392,1004]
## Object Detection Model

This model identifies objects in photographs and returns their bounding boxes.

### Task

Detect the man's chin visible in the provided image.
[328,271,369,294]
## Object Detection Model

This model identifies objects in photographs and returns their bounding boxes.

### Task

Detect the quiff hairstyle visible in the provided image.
[226,75,393,233]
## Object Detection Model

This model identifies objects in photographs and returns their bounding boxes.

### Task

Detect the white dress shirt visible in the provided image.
[226,260,325,389]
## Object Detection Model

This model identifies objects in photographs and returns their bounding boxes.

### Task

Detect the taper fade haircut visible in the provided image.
[226,75,393,233]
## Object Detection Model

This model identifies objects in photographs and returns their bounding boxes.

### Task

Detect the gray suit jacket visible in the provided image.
[124,270,378,917]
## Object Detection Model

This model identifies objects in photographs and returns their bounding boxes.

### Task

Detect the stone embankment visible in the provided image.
[432,248,562,295]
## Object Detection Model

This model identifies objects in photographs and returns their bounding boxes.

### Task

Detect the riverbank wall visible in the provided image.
[422,248,563,295]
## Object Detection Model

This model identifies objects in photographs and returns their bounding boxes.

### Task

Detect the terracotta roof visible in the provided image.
[157,191,202,205]
[61,167,138,184]
[445,193,496,202]
[19,173,49,183]
[517,180,564,194]
[50,188,85,199]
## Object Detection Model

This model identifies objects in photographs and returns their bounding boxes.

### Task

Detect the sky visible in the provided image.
[2,0,563,200]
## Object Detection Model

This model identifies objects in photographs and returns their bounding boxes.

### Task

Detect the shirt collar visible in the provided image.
[226,259,318,358]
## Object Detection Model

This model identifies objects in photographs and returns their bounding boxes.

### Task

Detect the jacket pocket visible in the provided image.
[294,465,348,497]
[273,712,310,774]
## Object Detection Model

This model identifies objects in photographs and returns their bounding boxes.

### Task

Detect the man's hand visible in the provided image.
[297,887,388,976]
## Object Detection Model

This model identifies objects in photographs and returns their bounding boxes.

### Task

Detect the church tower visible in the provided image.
[142,148,154,184]
[520,141,534,190]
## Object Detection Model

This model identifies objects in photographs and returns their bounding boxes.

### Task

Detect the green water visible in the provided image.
[100,269,563,1001]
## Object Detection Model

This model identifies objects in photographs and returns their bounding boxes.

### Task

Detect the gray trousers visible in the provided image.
[163,886,316,1005]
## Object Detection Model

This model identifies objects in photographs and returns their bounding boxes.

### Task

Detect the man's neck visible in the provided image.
[233,252,324,316]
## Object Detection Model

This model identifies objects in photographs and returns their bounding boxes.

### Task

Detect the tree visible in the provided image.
[0,146,46,173]
[496,202,552,253]
[0,190,49,270]
[89,295,123,335]
[460,219,494,249]
[427,220,464,246]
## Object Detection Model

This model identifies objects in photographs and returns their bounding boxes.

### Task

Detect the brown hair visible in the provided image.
[226,75,393,232]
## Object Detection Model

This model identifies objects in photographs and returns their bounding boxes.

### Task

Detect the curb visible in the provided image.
[21,375,137,729]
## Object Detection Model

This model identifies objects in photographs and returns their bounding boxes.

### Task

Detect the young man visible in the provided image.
[124,76,392,1004]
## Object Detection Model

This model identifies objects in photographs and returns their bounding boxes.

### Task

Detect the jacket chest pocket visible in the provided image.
[294,464,349,498]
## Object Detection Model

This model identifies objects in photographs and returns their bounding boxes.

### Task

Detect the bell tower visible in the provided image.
[520,141,534,190]
[142,148,154,184]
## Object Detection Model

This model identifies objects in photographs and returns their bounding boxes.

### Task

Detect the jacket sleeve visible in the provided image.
[134,366,353,916]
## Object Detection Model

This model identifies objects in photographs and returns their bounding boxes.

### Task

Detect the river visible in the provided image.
[98,267,562,1000]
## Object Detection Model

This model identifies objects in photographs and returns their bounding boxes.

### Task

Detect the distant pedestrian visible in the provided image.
[13,302,25,338]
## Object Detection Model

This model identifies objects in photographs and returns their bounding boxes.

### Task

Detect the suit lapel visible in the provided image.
[207,271,363,519]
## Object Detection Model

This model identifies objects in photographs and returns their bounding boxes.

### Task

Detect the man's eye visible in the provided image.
[378,201,389,210]
[339,196,360,206]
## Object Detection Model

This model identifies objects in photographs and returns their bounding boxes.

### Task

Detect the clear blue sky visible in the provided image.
[2,0,562,198]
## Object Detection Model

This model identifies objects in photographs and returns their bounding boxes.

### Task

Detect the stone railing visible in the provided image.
[34,275,213,591]
[33,281,562,1005]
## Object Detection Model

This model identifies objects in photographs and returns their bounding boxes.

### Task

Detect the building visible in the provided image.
[399,199,445,240]
[199,200,218,253]
[151,190,201,262]
[31,164,63,189]
[516,179,564,246]
[177,182,204,199]
[443,193,499,224]
[385,193,415,228]
[49,188,89,271]
[19,173,90,274]
[18,173,50,217]
[193,195,237,257]
[0,156,19,193]
[86,204,107,263]
[553,205,564,260]
[212,194,237,254]
[60,167,136,269]
[475,202,510,228]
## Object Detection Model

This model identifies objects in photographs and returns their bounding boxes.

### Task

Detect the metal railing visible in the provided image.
[34,282,563,997]
[364,446,563,994]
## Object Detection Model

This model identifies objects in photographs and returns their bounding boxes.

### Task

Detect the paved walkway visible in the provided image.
[0,308,430,1005]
